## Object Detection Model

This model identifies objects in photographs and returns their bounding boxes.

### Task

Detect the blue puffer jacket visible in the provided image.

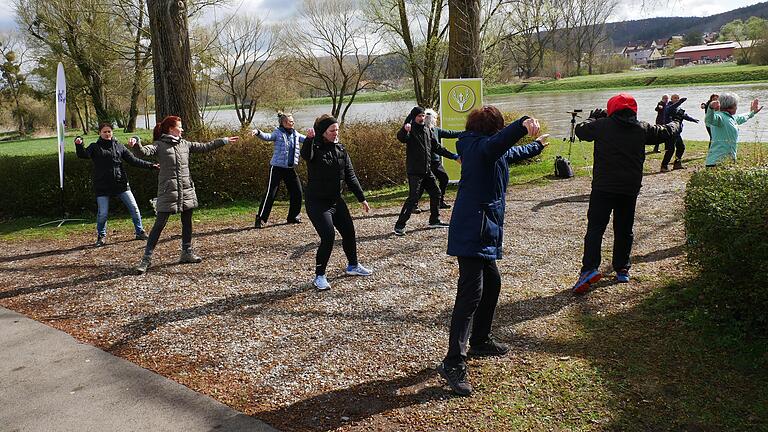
[255,127,306,168]
[447,117,544,260]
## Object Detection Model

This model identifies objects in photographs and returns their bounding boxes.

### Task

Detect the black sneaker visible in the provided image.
[468,338,510,357]
[135,230,149,241]
[428,220,450,228]
[673,160,685,170]
[412,208,422,214]
[287,217,302,224]
[95,236,106,247]
[393,227,406,236]
[439,201,452,209]
[254,219,266,229]
[437,362,472,396]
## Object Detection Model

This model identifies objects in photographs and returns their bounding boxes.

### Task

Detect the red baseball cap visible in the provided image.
[607,93,638,116]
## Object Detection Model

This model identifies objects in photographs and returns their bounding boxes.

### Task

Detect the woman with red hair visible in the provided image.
[128,116,240,274]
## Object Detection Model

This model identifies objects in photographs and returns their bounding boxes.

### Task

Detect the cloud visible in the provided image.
[195,0,300,23]
[612,0,766,21]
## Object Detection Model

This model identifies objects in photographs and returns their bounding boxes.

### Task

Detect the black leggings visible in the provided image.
[444,257,502,367]
[144,209,193,255]
[661,134,685,166]
[256,166,302,223]
[306,197,358,276]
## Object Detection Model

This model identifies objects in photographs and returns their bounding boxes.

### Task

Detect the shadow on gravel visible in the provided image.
[0,269,133,300]
[289,227,434,259]
[108,287,305,353]
[632,244,685,265]
[531,194,591,212]
[259,367,445,431]
[0,244,93,263]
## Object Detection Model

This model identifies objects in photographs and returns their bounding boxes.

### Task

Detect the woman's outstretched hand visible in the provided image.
[361,200,370,214]
[536,134,550,147]
[306,128,315,139]
[228,136,240,143]
[752,99,763,114]
[523,117,540,137]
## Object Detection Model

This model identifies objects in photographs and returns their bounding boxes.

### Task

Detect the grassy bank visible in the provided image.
[0,130,155,157]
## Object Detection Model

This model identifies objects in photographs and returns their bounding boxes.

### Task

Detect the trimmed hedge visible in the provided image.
[0,114,542,218]
[0,120,409,218]
[684,167,768,330]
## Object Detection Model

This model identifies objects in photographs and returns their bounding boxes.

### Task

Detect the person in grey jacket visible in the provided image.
[128,115,240,274]
[251,112,306,228]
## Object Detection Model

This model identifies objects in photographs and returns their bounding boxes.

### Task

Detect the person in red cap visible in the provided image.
[570,93,681,294]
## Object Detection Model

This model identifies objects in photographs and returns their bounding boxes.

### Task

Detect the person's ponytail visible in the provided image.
[153,115,182,141]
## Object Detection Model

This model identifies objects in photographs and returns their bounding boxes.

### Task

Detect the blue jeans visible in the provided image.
[96,190,144,237]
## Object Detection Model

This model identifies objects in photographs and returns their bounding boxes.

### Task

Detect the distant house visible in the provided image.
[622,46,663,65]
[673,41,755,65]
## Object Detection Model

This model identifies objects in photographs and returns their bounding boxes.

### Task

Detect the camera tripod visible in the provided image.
[564,110,582,159]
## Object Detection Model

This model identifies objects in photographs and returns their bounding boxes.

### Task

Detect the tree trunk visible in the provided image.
[146,0,201,130]
[447,0,481,78]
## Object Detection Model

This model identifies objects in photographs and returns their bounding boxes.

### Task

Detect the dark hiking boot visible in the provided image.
[660,165,670,173]
[179,249,202,264]
[95,235,106,247]
[439,201,452,209]
[468,337,510,357]
[672,160,685,170]
[135,230,149,241]
[287,217,302,224]
[254,219,267,229]
[412,207,422,214]
[437,362,472,396]
[136,255,151,274]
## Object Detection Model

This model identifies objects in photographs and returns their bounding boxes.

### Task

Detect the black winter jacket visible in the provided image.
[397,123,458,175]
[76,138,155,196]
[575,110,680,195]
[300,137,365,202]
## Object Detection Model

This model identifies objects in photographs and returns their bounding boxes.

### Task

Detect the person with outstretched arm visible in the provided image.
[128,115,240,274]
[705,93,762,167]
[75,122,159,247]
[393,106,461,236]
[571,94,681,295]
[251,112,306,228]
[660,94,698,171]
[438,105,548,397]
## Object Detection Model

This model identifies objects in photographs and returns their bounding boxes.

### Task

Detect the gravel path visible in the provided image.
[0,163,692,431]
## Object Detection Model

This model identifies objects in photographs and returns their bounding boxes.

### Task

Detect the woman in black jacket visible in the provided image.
[75,123,158,246]
[301,114,372,291]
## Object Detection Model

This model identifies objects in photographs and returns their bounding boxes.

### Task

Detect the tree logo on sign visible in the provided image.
[448,85,476,113]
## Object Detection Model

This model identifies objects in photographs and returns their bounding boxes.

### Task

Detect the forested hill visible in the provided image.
[607,1,768,46]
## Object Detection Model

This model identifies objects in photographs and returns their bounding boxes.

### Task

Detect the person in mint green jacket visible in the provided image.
[705,93,763,167]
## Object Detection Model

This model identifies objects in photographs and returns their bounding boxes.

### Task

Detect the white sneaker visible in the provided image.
[345,263,372,276]
[314,274,331,291]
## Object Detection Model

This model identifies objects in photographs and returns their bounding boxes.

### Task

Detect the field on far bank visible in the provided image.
[0,130,155,157]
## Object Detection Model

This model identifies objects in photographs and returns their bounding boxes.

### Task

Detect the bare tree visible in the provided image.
[0,33,30,135]
[15,0,125,123]
[211,14,280,128]
[290,0,382,124]
[146,0,201,130]
[577,0,615,75]
[366,0,449,108]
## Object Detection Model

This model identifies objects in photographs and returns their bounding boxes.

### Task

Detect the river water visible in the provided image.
[138,82,768,142]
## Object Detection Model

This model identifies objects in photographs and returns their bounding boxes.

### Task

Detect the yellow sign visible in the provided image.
[439,78,483,180]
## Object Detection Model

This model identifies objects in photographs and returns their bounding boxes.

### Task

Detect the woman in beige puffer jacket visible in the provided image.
[129,115,240,274]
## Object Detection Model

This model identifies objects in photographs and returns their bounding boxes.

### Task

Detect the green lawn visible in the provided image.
[0,129,155,156]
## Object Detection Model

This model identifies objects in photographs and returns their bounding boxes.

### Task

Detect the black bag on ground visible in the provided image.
[554,156,574,178]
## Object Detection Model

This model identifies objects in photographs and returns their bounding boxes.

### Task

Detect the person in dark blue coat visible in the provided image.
[437,106,547,396]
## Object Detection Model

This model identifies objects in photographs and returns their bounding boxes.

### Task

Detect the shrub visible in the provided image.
[684,167,768,331]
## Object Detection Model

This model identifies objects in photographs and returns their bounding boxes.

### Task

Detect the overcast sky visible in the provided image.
[0,0,765,31]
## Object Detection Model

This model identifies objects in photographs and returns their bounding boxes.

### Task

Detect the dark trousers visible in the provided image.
[444,257,502,367]
[706,126,712,148]
[581,190,638,273]
[256,166,302,223]
[661,134,685,167]
[306,197,358,276]
[395,173,441,228]
[145,209,193,255]
[431,161,450,202]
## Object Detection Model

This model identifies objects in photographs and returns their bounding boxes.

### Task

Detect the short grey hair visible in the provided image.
[718,92,739,111]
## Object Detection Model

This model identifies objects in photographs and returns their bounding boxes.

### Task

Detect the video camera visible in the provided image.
[671,107,687,122]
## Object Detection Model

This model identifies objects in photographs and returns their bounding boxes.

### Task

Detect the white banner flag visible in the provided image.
[55,62,66,189]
